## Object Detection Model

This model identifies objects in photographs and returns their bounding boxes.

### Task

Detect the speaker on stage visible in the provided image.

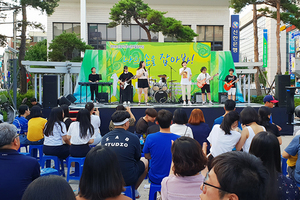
[58,96,71,106]
[219,92,227,104]
[275,75,290,107]
[66,94,76,103]
[98,93,108,103]
[286,87,296,124]
[194,93,206,103]
[43,75,58,108]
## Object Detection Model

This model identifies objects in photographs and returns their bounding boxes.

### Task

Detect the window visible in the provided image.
[197,25,224,51]
[122,24,158,42]
[88,23,116,50]
[53,23,81,39]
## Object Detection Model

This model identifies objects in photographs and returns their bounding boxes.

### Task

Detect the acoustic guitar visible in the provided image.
[197,73,219,88]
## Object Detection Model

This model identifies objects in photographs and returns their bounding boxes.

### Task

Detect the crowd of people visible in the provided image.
[1,95,300,200]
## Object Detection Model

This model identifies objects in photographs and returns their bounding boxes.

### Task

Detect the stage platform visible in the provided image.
[66,102,294,136]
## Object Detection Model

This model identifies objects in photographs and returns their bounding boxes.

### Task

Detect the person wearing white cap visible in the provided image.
[101,110,148,199]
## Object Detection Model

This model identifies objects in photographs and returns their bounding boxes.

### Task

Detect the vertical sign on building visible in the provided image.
[231,15,240,63]
[263,29,268,68]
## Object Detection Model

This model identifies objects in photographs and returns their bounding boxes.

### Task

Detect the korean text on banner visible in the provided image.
[231,15,239,63]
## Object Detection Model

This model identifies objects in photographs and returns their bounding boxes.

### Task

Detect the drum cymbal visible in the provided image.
[158,75,167,78]
[168,80,177,82]
[149,78,157,82]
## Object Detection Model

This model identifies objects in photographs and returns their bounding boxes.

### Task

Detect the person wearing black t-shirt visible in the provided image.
[119,66,135,105]
[89,67,100,102]
[225,68,239,101]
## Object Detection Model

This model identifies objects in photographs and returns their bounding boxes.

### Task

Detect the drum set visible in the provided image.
[149,75,177,103]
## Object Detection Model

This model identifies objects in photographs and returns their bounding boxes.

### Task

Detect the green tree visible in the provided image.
[24,39,47,61]
[108,0,198,42]
[48,32,93,62]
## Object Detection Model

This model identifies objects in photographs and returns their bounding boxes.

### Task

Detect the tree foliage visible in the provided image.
[48,32,93,62]
[24,39,47,61]
[108,0,198,42]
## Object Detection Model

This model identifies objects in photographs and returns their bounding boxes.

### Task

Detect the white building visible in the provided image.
[47,0,231,52]
[239,7,287,83]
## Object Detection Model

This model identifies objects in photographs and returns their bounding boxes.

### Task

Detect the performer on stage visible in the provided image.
[197,67,213,105]
[88,67,100,103]
[225,68,239,101]
[136,61,149,105]
[179,61,192,106]
[119,66,135,105]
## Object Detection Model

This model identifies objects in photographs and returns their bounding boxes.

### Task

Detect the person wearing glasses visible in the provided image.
[200,151,269,200]
[161,137,207,199]
[0,123,40,200]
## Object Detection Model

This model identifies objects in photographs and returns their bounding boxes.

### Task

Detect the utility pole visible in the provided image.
[13,10,17,52]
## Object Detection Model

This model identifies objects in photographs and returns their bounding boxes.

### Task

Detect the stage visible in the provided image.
[67,103,294,136]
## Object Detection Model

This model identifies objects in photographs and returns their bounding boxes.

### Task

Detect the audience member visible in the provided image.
[13,104,31,145]
[146,123,160,136]
[187,108,210,152]
[85,102,102,145]
[26,105,46,145]
[237,107,265,152]
[207,111,244,165]
[43,107,70,160]
[285,130,300,181]
[143,109,180,185]
[161,137,207,199]
[213,99,242,130]
[77,146,131,200]
[263,95,281,131]
[60,104,73,131]
[135,108,157,137]
[200,151,269,200]
[258,106,282,144]
[30,97,42,108]
[0,123,40,200]
[22,175,76,200]
[250,132,300,200]
[68,109,95,157]
[109,105,136,132]
[101,110,148,198]
[170,108,193,138]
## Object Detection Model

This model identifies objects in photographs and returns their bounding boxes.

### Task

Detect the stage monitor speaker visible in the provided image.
[66,94,76,103]
[43,75,58,108]
[219,92,227,104]
[194,93,206,103]
[98,93,108,103]
[58,96,71,106]
[275,75,290,107]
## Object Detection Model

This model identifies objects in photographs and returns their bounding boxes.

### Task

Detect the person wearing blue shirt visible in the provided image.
[143,109,180,185]
[213,99,242,130]
[12,104,30,145]
[0,123,40,200]
[263,95,282,131]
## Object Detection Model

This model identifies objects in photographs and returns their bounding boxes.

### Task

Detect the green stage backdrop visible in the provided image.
[73,42,244,103]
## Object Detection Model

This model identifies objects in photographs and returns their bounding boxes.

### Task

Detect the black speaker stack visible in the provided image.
[275,75,290,107]
[43,75,58,108]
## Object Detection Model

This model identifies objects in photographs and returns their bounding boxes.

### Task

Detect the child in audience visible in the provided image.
[60,104,73,131]
[143,109,180,185]
[77,146,131,200]
[13,104,31,145]
[170,108,193,138]
[67,109,95,157]
[161,137,207,199]
[27,105,47,145]
[85,102,102,145]
[250,132,300,200]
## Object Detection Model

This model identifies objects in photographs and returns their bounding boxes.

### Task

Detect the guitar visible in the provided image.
[120,76,136,90]
[197,73,219,88]
[223,75,245,91]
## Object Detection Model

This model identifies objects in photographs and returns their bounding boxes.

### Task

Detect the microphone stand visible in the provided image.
[165,61,176,103]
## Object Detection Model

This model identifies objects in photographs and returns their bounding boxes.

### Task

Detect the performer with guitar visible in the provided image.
[179,61,192,106]
[224,68,239,101]
[119,66,135,105]
[197,67,213,105]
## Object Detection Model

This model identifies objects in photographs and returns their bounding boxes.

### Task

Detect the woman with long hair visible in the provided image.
[170,108,193,138]
[161,137,207,199]
[136,61,149,105]
[258,106,282,144]
[43,107,70,160]
[26,105,46,145]
[236,107,265,152]
[60,104,73,131]
[67,109,95,157]
[249,132,300,200]
[85,102,102,145]
[77,146,131,200]
[187,109,210,153]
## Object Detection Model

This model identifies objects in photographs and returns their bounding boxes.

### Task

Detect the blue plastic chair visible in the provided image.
[40,155,65,176]
[149,183,161,200]
[66,157,85,182]
[40,168,59,176]
[19,152,30,156]
[18,144,28,153]
[124,185,136,200]
[281,156,288,176]
[29,145,44,163]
